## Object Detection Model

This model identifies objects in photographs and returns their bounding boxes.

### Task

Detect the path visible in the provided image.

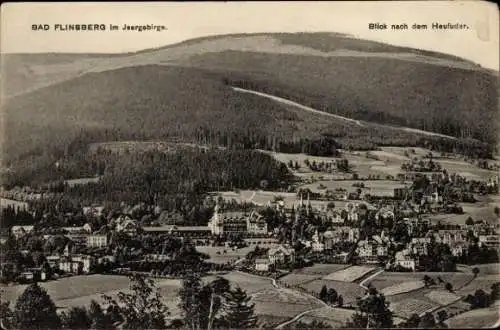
[359,268,385,290]
[232,87,458,141]
[234,271,331,329]
[275,309,316,329]
[232,87,364,127]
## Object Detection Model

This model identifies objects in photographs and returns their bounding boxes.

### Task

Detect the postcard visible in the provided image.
[0,1,499,329]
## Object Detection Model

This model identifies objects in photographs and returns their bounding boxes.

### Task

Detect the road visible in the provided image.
[232,87,458,141]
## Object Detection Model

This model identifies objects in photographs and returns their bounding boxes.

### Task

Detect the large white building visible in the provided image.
[208,204,268,235]
[87,234,108,248]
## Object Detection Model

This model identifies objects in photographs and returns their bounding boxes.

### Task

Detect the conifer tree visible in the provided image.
[13,282,61,329]
[219,287,257,329]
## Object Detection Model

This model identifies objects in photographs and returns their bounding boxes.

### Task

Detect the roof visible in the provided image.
[268,245,294,256]
[255,258,270,264]
[142,225,210,232]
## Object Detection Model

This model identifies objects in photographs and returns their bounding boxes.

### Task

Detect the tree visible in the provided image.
[13,282,61,329]
[60,306,91,329]
[102,273,169,329]
[494,206,500,218]
[418,312,436,328]
[285,320,332,329]
[219,287,257,329]
[423,275,432,287]
[88,299,114,330]
[319,285,328,301]
[179,273,203,330]
[405,313,421,328]
[465,217,474,226]
[343,287,392,329]
[437,310,448,326]
[0,301,14,329]
[445,282,453,292]
[472,267,480,278]
[337,295,344,307]
[206,276,231,330]
[327,288,338,304]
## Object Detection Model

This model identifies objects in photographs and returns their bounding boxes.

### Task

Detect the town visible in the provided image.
[1,147,499,329]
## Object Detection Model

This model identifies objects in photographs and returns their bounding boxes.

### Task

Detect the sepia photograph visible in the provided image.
[0,1,499,329]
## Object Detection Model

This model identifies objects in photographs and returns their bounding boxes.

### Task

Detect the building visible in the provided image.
[87,234,108,248]
[478,235,500,248]
[268,245,295,264]
[83,205,104,217]
[246,211,268,235]
[142,225,211,237]
[394,250,417,271]
[208,203,268,235]
[255,258,274,272]
[311,230,325,252]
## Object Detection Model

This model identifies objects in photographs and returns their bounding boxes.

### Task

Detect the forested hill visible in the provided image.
[2,32,498,188]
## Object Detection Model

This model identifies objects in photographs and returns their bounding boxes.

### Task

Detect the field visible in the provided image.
[379,281,425,296]
[211,271,274,294]
[300,180,406,197]
[280,264,351,287]
[433,300,471,318]
[0,274,184,316]
[299,279,366,304]
[280,273,320,287]
[375,147,498,181]
[445,305,500,328]
[456,274,500,296]
[195,246,254,264]
[1,271,273,319]
[389,298,438,319]
[298,307,356,328]
[425,290,461,305]
[213,190,298,207]
[251,287,324,318]
[322,265,376,282]
[469,263,500,275]
[296,263,350,275]
[429,204,500,225]
[367,272,474,292]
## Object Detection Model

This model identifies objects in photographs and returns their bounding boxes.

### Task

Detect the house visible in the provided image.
[115,216,138,235]
[478,235,500,248]
[46,255,61,269]
[246,211,268,235]
[87,234,108,248]
[268,245,295,264]
[83,205,104,217]
[377,246,388,257]
[394,250,417,271]
[59,259,83,274]
[255,258,274,272]
[311,230,325,252]
[11,225,34,239]
[72,255,95,273]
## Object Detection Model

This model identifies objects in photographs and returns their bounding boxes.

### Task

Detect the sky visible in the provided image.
[1,1,499,70]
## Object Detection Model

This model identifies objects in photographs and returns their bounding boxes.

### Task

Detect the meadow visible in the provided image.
[298,280,366,304]
[445,304,500,328]
[322,265,377,282]
[195,246,254,264]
